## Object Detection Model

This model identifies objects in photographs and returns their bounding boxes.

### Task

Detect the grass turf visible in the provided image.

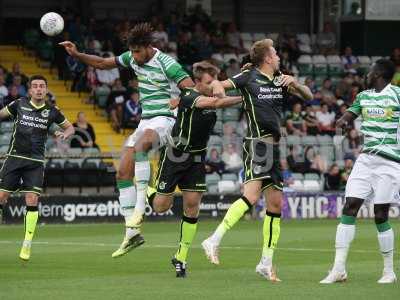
[0,219,399,300]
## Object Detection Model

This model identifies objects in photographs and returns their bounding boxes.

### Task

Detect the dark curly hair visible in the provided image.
[127,22,154,48]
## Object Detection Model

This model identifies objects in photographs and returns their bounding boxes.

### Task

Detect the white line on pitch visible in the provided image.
[0,240,378,254]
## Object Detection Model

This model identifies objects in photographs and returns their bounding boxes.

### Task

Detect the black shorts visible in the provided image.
[242,137,283,191]
[0,156,44,195]
[155,147,206,194]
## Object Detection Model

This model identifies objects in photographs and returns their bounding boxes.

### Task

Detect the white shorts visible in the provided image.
[345,153,400,205]
[125,116,175,149]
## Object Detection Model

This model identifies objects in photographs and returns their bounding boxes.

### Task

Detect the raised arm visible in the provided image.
[205,80,235,98]
[195,95,242,109]
[59,41,117,70]
[281,75,313,101]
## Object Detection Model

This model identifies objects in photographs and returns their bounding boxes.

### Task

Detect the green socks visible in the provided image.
[175,215,198,263]
[24,206,39,241]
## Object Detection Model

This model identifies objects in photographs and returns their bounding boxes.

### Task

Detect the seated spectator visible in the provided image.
[71,112,99,149]
[0,74,8,106]
[225,22,244,53]
[96,53,120,87]
[5,62,28,87]
[3,85,20,106]
[280,49,296,75]
[324,163,341,191]
[66,55,86,92]
[305,90,322,107]
[225,58,241,78]
[85,66,98,103]
[317,22,337,55]
[287,145,306,173]
[222,143,242,172]
[340,158,354,188]
[304,146,327,174]
[85,39,101,56]
[316,103,336,136]
[283,37,301,63]
[286,103,306,136]
[320,78,334,97]
[107,78,127,110]
[341,46,359,74]
[123,90,142,129]
[281,159,294,186]
[205,148,225,175]
[12,75,27,97]
[303,105,320,135]
[343,128,361,160]
[304,77,317,94]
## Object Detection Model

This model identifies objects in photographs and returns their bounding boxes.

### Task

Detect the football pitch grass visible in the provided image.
[0,219,399,300]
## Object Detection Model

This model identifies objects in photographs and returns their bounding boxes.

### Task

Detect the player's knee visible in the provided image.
[342,197,363,217]
[184,206,199,218]
[374,206,389,224]
[137,129,158,152]
[153,199,171,213]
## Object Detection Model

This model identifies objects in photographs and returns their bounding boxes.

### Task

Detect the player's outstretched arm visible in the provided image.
[55,120,75,140]
[281,75,313,100]
[206,80,234,98]
[336,111,357,128]
[195,96,242,109]
[59,41,117,70]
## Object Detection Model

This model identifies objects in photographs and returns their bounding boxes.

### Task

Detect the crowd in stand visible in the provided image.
[5,4,400,191]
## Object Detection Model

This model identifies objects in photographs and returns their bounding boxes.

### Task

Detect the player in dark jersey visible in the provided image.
[0,75,74,261]
[146,61,242,277]
[202,39,313,281]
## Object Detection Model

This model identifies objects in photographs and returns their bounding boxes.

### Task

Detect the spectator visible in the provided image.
[124,90,142,128]
[85,66,98,103]
[12,75,27,97]
[303,105,320,135]
[205,148,225,175]
[304,77,317,94]
[3,85,20,106]
[108,79,127,132]
[166,13,179,42]
[225,58,241,78]
[284,37,301,63]
[222,122,237,145]
[280,49,296,75]
[316,103,336,136]
[340,158,354,188]
[335,104,350,124]
[305,90,322,107]
[304,146,327,174]
[225,22,244,53]
[320,78,334,97]
[222,143,242,172]
[341,46,359,74]
[66,55,86,92]
[317,22,337,55]
[96,53,120,87]
[343,128,361,160]
[286,103,306,136]
[5,62,28,87]
[324,163,341,191]
[153,23,169,50]
[85,39,101,56]
[71,112,99,149]
[0,75,8,105]
[287,145,305,173]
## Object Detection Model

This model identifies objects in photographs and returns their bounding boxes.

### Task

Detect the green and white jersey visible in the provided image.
[116,48,189,119]
[348,84,400,162]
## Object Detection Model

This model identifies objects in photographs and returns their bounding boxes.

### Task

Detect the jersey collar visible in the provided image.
[29,100,46,110]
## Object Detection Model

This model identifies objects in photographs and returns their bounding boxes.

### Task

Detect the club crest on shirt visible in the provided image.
[158,181,166,190]
[273,75,283,87]
[41,109,50,118]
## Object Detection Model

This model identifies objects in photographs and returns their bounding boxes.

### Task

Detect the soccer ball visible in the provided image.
[40,12,64,36]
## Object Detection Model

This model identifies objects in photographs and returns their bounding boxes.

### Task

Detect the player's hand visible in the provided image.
[54,131,67,140]
[281,75,297,87]
[59,41,78,57]
[169,98,180,109]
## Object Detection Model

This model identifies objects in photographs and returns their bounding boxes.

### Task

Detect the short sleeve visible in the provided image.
[159,53,189,84]
[228,70,251,89]
[52,106,67,126]
[179,89,201,109]
[347,93,362,116]
[5,100,18,118]
[116,51,132,68]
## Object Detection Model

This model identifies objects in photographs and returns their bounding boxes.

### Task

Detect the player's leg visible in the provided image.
[19,192,39,261]
[112,146,144,258]
[202,180,260,265]
[255,184,282,282]
[374,203,396,283]
[320,196,363,283]
[128,128,159,227]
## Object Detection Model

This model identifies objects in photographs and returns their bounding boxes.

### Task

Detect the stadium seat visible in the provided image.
[208,135,223,146]
[297,33,311,45]
[253,32,266,41]
[218,180,238,194]
[68,148,82,156]
[0,122,14,132]
[266,33,279,43]
[168,41,177,51]
[289,180,303,191]
[357,56,372,75]
[336,160,345,169]
[304,173,320,180]
[301,135,318,146]
[222,108,240,121]
[98,161,116,189]
[223,53,238,63]
[327,55,343,76]
[81,160,100,188]
[213,121,223,135]
[298,44,312,54]
[371,56,382,63]
[222,173,238,181]
[312,55,328,76]
[317,135,333,146]
[303,180,321,191]
[0,145,8,154]
[206,173,221,185]
[243,41,253,51]
[292,173,304,180]
[286,135,301,146]
[207,184,219,194]
[240,32,253,42]
[319,146,335,162]
[297,55,313,76]
[211,53,224,62]
[83,147,100,155]
[44,160,64,191]
[95,85,111,109]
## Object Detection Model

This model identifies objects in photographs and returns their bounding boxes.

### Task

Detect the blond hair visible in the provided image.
[192,61,220,80]
[250,39,274,67]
